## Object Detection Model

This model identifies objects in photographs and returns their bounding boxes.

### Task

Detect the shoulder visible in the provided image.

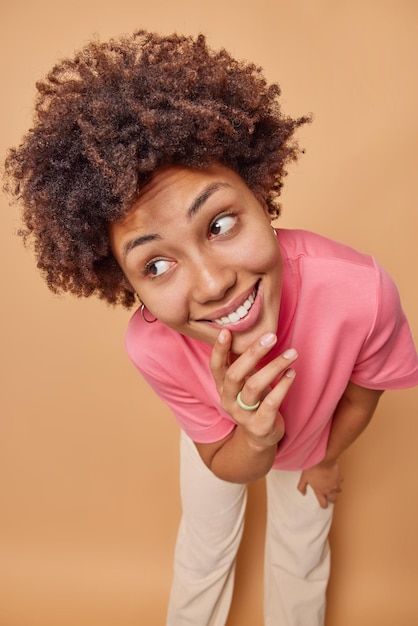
[278,228,401,304]
[277,228,375,269]
[278,229,380,315]
[277,231,417,388]
[279,229,402,331]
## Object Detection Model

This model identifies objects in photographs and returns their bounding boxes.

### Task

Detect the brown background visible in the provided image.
[1,1,417,625]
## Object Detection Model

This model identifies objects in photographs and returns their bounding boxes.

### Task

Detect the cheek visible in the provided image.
[119,264,185,322]
[142,286,189,325]
[238,236,279,272]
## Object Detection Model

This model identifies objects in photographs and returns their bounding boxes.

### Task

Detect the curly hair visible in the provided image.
[4,30,310,308]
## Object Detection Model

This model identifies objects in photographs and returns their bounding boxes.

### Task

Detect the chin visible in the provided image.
[230,330,261,355]
[231,319,278,355]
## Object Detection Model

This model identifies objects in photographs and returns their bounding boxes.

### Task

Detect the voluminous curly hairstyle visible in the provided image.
[4,30,310,308]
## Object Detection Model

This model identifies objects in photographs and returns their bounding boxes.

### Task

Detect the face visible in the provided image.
[109,163,282,355]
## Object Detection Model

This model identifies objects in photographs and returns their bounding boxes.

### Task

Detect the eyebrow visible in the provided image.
[122,233,162,258]
[122,180,232,258]
[186,181,231,220]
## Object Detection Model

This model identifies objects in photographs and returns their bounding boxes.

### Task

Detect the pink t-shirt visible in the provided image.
[126,229,418,471]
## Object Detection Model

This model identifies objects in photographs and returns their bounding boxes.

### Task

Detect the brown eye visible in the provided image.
[209,214,236,238]
[144,259,172,277]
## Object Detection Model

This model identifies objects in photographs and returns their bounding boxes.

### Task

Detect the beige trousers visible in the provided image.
[167,432,333,626]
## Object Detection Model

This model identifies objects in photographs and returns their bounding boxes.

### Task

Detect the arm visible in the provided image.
[195,427,278,484]
[297,382,383,508]
[195,329,298,483]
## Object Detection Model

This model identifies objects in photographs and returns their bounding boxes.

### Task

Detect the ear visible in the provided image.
[120,273,137,297]
[257,195,273,221]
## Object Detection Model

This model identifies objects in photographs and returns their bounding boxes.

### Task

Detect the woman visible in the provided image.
[4,31,418,626]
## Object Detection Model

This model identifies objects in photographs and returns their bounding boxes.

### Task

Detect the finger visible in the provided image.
[303,485,328,508]
[209,329,233,392]
[239,371,295,442]
[318,495,329,509]
[225,346,298,408]
[297,476,308,495]
[212,331,278,398]
[254,367,296,415]
[327,486,342,501]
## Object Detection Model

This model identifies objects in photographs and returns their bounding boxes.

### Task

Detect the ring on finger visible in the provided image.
[236,390,261,411]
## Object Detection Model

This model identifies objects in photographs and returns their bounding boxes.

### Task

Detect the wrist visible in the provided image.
[318,455,339,468]
[212,427,277,483]
[241,429,279,455]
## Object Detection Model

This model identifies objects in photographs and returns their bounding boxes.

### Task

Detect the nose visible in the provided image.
[190,254,236,304]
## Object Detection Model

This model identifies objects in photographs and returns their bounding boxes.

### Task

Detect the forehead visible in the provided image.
[137,163,240,208]
[108,163,245,254]
[118,163,242,227]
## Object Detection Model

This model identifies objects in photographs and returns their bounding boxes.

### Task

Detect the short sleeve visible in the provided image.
[351,261,418,389]
[139,363,236,443]
[125,314,236,443]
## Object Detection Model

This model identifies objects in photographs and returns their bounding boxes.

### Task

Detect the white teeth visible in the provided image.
[214,290,256,326]
[228,312,240,323]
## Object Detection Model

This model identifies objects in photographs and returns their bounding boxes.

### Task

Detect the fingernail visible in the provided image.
[260,333,276,347]
[285,368,296,378]
[283,348,298,359]
[218,329,228,344]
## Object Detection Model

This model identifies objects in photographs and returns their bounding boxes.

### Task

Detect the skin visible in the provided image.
[109,163,282,354]
[109,163,383,506]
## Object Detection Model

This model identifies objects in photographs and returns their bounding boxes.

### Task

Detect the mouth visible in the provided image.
[200,281,260,327]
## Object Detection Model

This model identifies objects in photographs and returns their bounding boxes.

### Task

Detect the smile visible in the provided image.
[213,286,257,326]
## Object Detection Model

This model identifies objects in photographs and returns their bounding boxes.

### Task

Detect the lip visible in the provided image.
[196,280,263,333]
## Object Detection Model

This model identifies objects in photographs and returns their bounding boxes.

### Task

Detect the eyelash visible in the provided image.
[208,211,238,238]
[142,257,172,278]
[142,211,238,278]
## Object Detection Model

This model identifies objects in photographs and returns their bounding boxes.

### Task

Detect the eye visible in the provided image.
[144,258,173,277]
[209,213,236,238]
